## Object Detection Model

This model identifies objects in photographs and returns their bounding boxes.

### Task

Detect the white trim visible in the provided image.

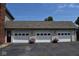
[10,30,77,43]
[58,39,71,42]
[5,30,7,43]
[12,40,29,43]
[5,35,7,43]
[35,40,51,43]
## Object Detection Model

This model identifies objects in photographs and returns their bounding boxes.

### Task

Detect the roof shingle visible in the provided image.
[5,21,77,29]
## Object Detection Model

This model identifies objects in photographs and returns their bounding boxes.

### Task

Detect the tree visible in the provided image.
[44,18,48,21]
[75,17,79,25]
[48,16,53,21]
[44,16,53,21]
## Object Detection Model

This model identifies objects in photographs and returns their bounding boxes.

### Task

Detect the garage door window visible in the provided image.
[58,33,60,35]
[58,33,70,36]
[14,33,29,36]
[15,33,17,36]
[22,33,25,36]
[26,33,29,36]
[36,33,51,36]
[37,33,39,36]
[41,33,43,36]
[68,33,70,35]
[61,33,64,35]
[19,33,21,36]
[44,33,47,35]
[65,33,67,35]
[48,33,51,35]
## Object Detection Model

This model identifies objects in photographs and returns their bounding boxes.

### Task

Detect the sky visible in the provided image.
[6,3,79,22]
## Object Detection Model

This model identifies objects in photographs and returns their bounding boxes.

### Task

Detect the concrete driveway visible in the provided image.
[0,42,79,56]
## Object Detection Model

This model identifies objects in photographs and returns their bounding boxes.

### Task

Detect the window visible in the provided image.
[41,33,43,36]
[15,33,17,36]
[57,32,71,36]
[68,33,70,35]
[37,33,39,36]
[65,33,67,35]
[22,33,25,36]
[19,33,21,36]
[48,33,51,35]
[26,33,29,36]
[44,33,47,35]
[61,33,64,35]
[58,33,60,35]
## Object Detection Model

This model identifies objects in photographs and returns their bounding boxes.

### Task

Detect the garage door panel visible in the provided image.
[58,39,70,42]
[35,31,52,42]
[14,37,29,40]
[12,31,30,43]
[57,31,71,42]
[12,40,28,43]
[58,36,70,39]
[35,40,51,43]
[36,36,51,40]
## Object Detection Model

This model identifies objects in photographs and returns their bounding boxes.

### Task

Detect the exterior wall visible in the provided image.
[71,30,77,41]
[0,4,12,43]
[5,30,7,43]
[5,16,11,21]
[10,29,77,43]
[0,4,5,43]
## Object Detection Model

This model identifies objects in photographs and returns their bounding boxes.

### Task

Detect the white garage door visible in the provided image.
[12,31,30,43]
[35,31,52,43]
[57,32,71,42]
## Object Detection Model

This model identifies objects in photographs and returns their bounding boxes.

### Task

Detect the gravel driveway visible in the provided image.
[0,42,79,56]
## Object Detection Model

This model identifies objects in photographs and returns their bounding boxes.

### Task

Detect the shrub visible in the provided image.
[29,38,35,44]
[52,38,58,43]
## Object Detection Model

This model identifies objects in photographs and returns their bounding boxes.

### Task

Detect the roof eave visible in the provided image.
[5,8,14,20]
[5,28,77,30]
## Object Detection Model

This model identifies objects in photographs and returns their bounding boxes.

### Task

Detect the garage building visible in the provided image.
[5,21,77,43]
[0,3,77,43]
